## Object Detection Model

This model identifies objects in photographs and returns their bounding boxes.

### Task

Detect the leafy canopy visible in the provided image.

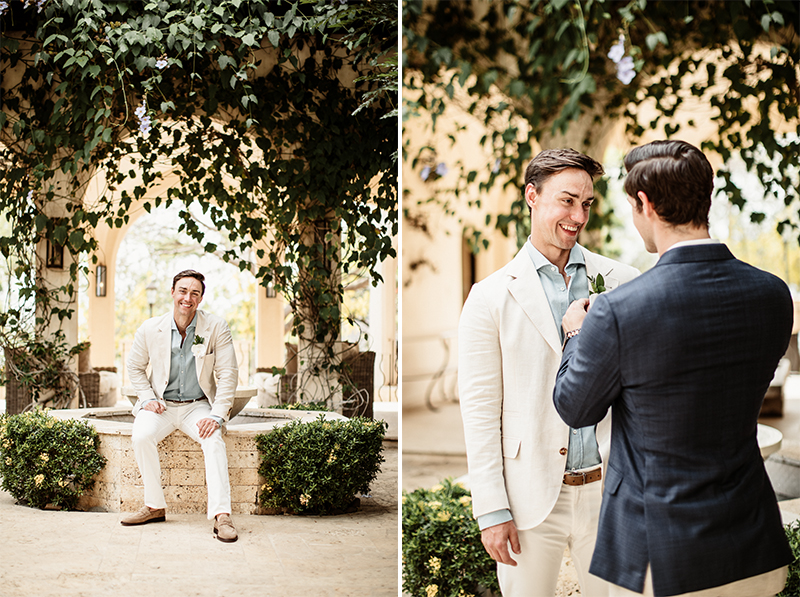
[0,0,397,391]
[403,0,799,248]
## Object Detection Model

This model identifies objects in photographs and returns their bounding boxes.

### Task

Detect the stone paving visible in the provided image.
[0,441,398,597]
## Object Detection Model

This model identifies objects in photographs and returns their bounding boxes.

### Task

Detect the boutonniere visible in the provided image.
[588,270,614,305]
[191,335,206,359]
[588,273,607,296]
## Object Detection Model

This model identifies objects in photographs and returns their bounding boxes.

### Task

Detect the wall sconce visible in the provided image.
[46,240,64,269]
[95,265,107,297]
[265,282,276,299]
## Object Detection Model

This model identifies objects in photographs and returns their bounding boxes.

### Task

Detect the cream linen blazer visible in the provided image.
[458,245,639,530]
[127,309,239,422]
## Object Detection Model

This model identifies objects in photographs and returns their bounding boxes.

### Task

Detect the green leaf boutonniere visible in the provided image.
[193,335,205,346]
[588,273,607,296]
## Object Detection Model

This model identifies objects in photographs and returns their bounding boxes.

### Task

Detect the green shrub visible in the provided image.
[781,520,800,597]
[255,414,385,515]
[403,478,499,597]
[0,409,107,510]
[268,400,330,412]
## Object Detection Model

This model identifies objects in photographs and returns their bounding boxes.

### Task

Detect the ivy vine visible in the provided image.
[0,0,397,405]
[403,0,799,250]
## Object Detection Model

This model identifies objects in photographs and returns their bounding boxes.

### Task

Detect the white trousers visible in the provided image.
[498,480,609,597]
[131,400,232,520]
[609,564,788,597]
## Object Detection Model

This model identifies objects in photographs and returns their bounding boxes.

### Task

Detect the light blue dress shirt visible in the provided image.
[477,241,601,530]
[145,314,222,426]
[163,315,205,400]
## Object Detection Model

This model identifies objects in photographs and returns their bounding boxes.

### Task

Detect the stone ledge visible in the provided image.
[49,406,346,514]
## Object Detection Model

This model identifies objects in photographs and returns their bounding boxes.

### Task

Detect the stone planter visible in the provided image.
[49,405,347,514]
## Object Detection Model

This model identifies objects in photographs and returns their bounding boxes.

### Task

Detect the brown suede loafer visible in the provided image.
[213,513,238,543]
[120,505,166,526]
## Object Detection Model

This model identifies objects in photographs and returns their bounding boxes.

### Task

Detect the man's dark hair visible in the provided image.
[623,140,714,228]
[172,269,205,295]
[523,148,605,196]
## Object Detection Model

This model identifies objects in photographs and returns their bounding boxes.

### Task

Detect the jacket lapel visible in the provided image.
[582,247,621,290]
[193,310,209,383]
[153,313,173,382]
[507,247,562,355]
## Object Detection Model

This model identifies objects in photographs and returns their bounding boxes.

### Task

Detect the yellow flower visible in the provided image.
[427,556,441,574]
[427,500,442,509]
[39,453,49,463]
[4,457,11,466]
[459,495,472,506]
[299,494,310,506]
[431,484,444,493]
[425,584,438,597]
[34,474,44,486]
[436,511,451,522]
[58,479,68,487]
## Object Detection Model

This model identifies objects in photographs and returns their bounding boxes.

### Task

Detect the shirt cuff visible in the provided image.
[209,415,223,426]
[477,509,513,530]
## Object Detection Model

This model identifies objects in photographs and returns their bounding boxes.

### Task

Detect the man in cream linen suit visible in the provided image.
[122,269,239,543]
[459,149,639,596]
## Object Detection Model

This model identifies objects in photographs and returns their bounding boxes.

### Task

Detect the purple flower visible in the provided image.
[420,166,431,181]
[616,56,636,84]
[155,58,168,70]
[0,1,9,15]
[435,162,448,177]
[26,190,33,202]
[135,101,151,135]
[608,36,625,64]
[492,158,501,173]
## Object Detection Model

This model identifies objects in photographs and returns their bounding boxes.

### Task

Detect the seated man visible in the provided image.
[122,269,239,543]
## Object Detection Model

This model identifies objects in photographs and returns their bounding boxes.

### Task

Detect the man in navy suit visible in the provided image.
[553,140,793,597]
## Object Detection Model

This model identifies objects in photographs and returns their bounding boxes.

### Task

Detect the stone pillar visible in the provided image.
[255,281,285,369]
[368,245,398,400]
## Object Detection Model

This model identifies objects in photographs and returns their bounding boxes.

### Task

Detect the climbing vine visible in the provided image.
[403,0,799,249]
[0,0,397,406]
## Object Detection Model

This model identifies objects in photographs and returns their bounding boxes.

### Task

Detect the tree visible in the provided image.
[0,0,397,408]
[403,0,799,248]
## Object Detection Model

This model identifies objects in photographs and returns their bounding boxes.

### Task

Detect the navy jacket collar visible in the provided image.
[655,243,734,266]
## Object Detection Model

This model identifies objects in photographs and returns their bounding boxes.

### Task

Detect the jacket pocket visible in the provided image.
[502,436,521,459]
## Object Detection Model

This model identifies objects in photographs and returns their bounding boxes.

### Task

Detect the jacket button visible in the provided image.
[559,448,567,455]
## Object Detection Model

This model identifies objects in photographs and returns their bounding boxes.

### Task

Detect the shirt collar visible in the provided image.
[171,313,198,332]
[663,237,720,254]
[526,238,585,271]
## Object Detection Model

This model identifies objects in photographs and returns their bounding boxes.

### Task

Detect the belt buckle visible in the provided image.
[564,471,586,485]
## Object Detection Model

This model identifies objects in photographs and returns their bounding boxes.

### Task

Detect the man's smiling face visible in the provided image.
[171,277,204,320]
[526,167,595,264]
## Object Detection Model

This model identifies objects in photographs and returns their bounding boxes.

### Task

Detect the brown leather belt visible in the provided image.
[563,468,602,486]
[165,397,206,404]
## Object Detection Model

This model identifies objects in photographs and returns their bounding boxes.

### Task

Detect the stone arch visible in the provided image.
[82,175,285,376]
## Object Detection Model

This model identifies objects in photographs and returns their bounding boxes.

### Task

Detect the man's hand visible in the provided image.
[142,400,165,414]
[197,417,220,439]
[481,520,521,566]
[562,298,590,334]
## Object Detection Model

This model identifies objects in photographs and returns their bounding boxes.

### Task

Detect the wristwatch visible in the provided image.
[562,328,581,350]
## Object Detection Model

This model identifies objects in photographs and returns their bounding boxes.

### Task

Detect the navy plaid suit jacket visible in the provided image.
[554,243,793,597]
